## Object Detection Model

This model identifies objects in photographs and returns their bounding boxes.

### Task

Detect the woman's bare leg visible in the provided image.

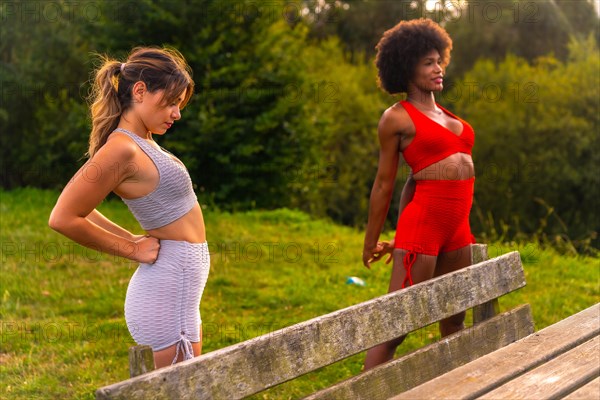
[434,245,472,337]
[153,325,203,369]
[363,250,437,370]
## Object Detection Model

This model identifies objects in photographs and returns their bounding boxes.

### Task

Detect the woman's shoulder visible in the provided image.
[106,130,138,146]
[378,101,413,136]
[98,131,139,161]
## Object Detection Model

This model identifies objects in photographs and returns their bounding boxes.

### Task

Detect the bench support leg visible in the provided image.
[470,244,500,324]
[129,345,155,378]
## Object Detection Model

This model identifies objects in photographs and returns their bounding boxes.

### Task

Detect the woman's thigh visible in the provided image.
[390,249,437,292]
[434,244,472,277]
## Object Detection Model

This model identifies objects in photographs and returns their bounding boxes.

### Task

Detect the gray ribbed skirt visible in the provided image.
[124,240,210,364]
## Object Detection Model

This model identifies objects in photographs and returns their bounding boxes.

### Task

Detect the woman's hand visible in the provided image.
[129,235,161,264]
[374,240,395,264]
[363,239,394,269]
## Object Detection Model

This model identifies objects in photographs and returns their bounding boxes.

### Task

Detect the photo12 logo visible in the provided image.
[1,80,86,103]
[0,1,141,24]
[209,241,339,264]
[0,320,135,344]
[442,81,539,104]
[404,1,540,24]
[198,81,340,105]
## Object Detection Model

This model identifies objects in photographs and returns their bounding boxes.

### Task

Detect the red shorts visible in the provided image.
[394,178,475,287]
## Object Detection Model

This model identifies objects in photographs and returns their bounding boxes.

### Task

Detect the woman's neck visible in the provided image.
[117,113,152,140]
[406,88,440,114]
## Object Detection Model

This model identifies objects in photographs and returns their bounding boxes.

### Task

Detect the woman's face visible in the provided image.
[136,86,186,135]
[409,49,444,93]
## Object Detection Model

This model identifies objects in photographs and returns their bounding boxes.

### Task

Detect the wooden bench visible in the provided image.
[393,302,600,400]
[96,244,535,399]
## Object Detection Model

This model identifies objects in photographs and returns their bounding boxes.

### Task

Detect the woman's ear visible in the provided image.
[131,81,147,103]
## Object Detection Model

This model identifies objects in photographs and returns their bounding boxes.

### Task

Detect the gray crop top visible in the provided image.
[113,128,197,230]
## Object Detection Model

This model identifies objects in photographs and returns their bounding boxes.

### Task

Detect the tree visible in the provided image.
[450,35,599,248]
[445,0,599,77]
[1,0,91,188]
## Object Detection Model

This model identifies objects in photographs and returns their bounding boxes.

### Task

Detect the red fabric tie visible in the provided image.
[402,251,417,288]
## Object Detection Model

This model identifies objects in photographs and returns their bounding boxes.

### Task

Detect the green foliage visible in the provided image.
[181,18,314,210]
[304,0,599,72]
[306,0,418,62]
[444,0,599,77]
[450,34,599,249]
[1,0,598,247]
[0,0,91,188]
[285,34,391,225]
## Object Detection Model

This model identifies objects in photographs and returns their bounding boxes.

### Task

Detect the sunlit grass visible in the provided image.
[1,188,598,399]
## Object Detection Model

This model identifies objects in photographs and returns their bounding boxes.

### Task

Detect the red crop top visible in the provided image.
[400,100,475,173]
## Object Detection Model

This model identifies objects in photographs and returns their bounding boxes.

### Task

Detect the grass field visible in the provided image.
[1,188,598,399]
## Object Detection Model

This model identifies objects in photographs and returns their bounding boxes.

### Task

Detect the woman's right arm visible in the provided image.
[86,209,140,241]
[362,110,402,268]
[370,172,416,264]
[48,137,159,264]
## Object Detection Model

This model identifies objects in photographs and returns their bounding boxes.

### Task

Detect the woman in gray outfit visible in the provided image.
[49,47,210,369]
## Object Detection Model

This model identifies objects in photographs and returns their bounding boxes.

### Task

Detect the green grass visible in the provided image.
[1,188,598,399]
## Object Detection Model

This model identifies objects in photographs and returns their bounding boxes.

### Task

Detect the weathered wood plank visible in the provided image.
[129,345,154,378]
[96,251,524,400]
[392,303,600,400]
[304,304,534,400]
[563,376,600,399]
[477,336,600,399]
[471,244,499,324]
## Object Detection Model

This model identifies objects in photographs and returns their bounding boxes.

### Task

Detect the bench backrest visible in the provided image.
[96,244,530,399]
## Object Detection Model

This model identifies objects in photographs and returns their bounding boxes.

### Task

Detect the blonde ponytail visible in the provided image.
[87,57,122,158]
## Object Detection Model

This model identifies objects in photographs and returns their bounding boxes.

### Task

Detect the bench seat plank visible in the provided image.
[563,376,600,399]
[96,251,524,400]
[392,303,600,400]
[304,304,533,400]
[478,336,599,399]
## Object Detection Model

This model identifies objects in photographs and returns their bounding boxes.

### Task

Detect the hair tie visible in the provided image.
[120,63,125,73]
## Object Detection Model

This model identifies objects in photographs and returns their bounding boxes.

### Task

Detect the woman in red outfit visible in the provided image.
[362,18,476,370]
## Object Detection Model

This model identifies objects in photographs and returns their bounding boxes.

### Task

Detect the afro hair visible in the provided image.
[375,18,452,95]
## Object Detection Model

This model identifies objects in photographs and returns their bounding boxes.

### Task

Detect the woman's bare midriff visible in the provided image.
[108,133,206,243]
[146,203,206,243]
[412,152,475,181]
